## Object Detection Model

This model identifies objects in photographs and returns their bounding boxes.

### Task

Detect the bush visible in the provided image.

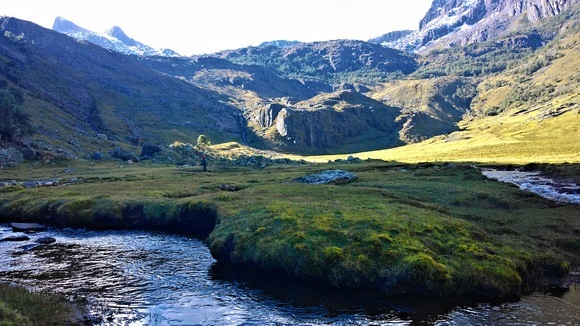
[196,134,211,147]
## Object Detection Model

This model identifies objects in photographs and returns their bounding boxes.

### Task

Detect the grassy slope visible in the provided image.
[309,109,579,164]
[1,160,578,300]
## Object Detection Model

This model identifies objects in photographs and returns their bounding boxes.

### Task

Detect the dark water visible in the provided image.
[1,224,579,325]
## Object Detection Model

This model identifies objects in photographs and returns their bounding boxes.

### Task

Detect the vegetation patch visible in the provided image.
[0,160,578,300]
[0,282,88,325]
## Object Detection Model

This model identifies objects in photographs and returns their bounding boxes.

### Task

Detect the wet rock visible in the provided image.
[219,183,239,191]
[292,170,358,185]
[1,235,30,241]
[21,179,61,188]
[36,236,56,244]
[11,222,47,232]
[18,243,42,251]
[0,180,18,187]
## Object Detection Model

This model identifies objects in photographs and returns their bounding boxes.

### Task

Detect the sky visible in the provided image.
[1,0,433,56]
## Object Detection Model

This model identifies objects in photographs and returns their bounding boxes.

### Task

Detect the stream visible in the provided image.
[1,224,579,325]
[481,169,580,205]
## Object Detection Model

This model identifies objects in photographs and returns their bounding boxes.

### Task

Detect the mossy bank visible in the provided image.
[1,160,579,300]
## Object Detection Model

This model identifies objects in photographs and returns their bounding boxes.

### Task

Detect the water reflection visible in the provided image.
[1,224,579,325]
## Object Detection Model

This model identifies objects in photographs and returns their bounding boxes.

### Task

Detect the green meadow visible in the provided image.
[1,159,578,303]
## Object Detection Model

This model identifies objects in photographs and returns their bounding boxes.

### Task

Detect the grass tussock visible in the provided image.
[1,159,579,299]
[0,282,87,325]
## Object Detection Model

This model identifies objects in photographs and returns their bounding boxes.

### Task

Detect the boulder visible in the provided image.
[1,235,30,241]
[36,236,56,244]
[112,146,139,162]
[219,183,239,191]
[141,143,164,158]
[292,170,358,185]
[18,243,42,251]
[11,222,47,232]
[90,151,104,160]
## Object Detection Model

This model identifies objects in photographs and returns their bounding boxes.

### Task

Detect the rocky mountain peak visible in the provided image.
[52,16,91,35]
[51,17,179,57]
[104,25,139,47]
[379,0,578,52]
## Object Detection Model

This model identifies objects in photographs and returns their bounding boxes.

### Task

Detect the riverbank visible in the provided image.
[0,282,90,325]
[1,160,579,301]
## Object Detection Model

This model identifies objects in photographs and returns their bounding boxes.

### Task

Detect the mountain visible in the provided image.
[0,17,408,159]
[215,39,417,84]
[52,17,179,57]
[0,0,578,164]
[0,16,241,162]
[375,0,578,52]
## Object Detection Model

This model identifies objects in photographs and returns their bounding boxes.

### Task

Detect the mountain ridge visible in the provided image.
[376,0,578,52]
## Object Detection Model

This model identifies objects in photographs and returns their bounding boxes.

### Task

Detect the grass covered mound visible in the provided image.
[0,282,88,325]
[0,160,578,300]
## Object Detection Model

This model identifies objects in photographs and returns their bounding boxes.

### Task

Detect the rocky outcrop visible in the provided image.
[0,147,24,166]
[250,103,285,128]
[292,170,358,185]
[253,91,403,152]
[368,30,414,45]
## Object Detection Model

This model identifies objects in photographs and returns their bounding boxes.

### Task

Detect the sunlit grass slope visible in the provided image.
[309,108,579,164]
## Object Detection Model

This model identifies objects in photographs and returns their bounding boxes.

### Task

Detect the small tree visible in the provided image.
[196,134,211,147]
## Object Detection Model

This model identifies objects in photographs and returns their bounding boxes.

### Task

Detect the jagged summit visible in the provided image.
[52,16,90,35]
[373,0,578,52]
[52,17,180,57]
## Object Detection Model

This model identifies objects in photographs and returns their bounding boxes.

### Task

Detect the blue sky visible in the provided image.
[2,0,433,55]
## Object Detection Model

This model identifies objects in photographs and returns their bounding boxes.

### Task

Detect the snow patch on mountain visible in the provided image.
[52,17,180,57]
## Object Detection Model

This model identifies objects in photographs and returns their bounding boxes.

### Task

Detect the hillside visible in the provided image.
[0,17,242,163]
[316,15,580,164]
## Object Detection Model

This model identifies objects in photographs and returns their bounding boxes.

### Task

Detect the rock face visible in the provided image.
[382,0,578,52]
[246,90,403,152]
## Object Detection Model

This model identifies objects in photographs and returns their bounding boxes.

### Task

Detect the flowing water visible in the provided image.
[1,224,579,325]
[481,169,580,205]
